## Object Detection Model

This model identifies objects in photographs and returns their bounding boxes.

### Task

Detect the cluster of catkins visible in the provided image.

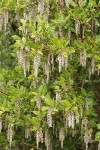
[79,50,96,80]
[38,0,50,20]
[82,117,92,150]
[36,129,52,150]
[58,53,68,72]
[36,129,43,148]
[65,110,79,129]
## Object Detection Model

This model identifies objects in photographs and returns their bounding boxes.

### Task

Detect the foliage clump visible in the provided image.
[0,0,100,149]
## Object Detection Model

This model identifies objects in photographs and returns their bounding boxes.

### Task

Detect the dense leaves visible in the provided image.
[0,0,100,150]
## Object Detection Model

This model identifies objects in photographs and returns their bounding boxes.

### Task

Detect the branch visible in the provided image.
[70,137,81,150]
[21,142,42,150]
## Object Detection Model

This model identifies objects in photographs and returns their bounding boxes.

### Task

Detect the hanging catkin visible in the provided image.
[58,53,64,72]
[75,115,79,124]
[38,0,44,16]
[47,108,52,127]
[36,97,41,112]
[16,99,20,114]
[7,123,13,148]
[91,57,95,75]
[56,92,61,101]
[45,130,51,150]
[25,125,31,139]
[89,68,91,80]
[80,50,87,68]
[59,128,65,148]
[45,63,50,83]
[67,111,75,129]
[34,53,40,84]
[98,141,100,150]
[0,14,3,31]
[67,28,71,44]
[84,129,92,150]
[51,53,54,71]
[65,0,70,7]
[17,49,26,77]
[79,0,82,7]
[75,18,80,35]
[4,10,9,31]
[0,115,2,133]
[44,0,50,20]
[64,56,68,69]
[82,117,88,131]
[36,129,43,148]
[85,98,89,111]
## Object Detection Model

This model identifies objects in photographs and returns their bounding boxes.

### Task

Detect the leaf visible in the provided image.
[33,111,39,115]
[81,88,87,96]
[18,26,23,31]
[70,0,77,7]
[38,50,43,55]
[61,100,71,108]
[53,108,58,112]
[20,19,26,26]
[72,106,78,111]
[39,85,47,96]
[0,111,3,115]
[44,95,54,107]
[12,35,21,40]
[42,106,49,112]
[22,37,26,44]
[28,75,33,80]
[97,124,100,130]
[31,92,38,96]
[95,132,100,141]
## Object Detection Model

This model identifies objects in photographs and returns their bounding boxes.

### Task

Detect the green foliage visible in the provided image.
[0,0,100,149]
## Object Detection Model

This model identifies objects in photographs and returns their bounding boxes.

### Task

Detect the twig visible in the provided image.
[70,137,81,150]
[21,142,42,150]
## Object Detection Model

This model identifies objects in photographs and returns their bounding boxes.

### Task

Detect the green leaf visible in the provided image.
[12,35,21,40]
[61,100,71,108]
[95,132,100,141]
[20,19,26,26]
[39,85,47,96]
[22,37,26,44]
[33,111,39,115]
[42,106,49,112]
[81,88,87,96]
[44,95,54,107]
[97,124,100,130]
[18,26,23,31]
[38,50,43,55]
